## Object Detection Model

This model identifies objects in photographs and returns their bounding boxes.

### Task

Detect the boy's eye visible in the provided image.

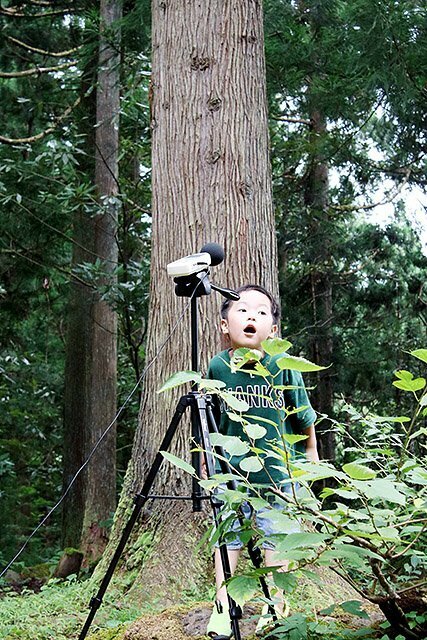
[259,311,267,316]
[238,307,246,312]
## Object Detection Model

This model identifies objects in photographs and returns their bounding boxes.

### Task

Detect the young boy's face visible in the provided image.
[221,289,278,352]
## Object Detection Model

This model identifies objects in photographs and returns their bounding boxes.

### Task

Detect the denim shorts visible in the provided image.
[213,483,301,550]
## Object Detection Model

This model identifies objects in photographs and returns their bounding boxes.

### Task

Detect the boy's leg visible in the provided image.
[207,547,241,638]
[214,547,241,605]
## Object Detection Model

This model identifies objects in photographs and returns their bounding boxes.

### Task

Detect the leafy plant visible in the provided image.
[160,344,427,639]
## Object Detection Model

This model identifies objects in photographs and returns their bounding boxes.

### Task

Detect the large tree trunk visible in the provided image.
[62,0,122,562]
[98,0,278,599]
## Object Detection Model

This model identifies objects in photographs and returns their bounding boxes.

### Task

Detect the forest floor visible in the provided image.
[87,600,385,640]
[0,563,385,640]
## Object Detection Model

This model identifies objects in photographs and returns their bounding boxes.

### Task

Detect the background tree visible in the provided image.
[265,0,426,450]
[62,0,123,561]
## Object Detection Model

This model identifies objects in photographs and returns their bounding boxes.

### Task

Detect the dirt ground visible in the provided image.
[120,603,261,640]
[88,599,384,640]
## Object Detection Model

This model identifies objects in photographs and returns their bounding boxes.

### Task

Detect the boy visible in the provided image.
[205,285,318,639]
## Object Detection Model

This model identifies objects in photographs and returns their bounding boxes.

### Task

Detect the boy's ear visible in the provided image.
[269,324,278,338]
[220,318,229,335]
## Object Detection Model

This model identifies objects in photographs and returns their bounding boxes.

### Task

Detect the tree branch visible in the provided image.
[0,95,81,145]
[271,115,312,126]
[6,35,81,58]
[0,60,77,78]
[330,168,412,213]
[0,7,77,18]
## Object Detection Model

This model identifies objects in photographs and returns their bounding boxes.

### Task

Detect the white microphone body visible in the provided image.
[167,252,211,277]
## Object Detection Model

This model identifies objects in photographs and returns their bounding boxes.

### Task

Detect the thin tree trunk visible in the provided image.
[62,0,122,562]
[305,108,335,462]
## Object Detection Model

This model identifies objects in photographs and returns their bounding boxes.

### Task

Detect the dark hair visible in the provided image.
[220,284,280,324]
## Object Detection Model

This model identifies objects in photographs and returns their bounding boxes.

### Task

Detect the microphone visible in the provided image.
[167,243,224,278]
[199,243,224,267]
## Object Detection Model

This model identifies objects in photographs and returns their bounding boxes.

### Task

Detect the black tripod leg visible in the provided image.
[78,395,191,640]
[206,404,276,620]
[194,395,242,640]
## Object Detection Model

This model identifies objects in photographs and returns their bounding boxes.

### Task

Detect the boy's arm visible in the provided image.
[302,423,319,463]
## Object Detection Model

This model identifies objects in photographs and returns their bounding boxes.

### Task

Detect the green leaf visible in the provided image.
[368,415,411,423]
[199,378,226,390]
[239,456,263,473]
[160,451,196,476]
[158,370,201,393]
[352,479,407,505]
[342,462,377,480]
[322,543,382,562]
[377,527,400,542]
[272,571,297,592]
[227,575,259,607]
[340,600,370,620]
[277,354,329,372]
[394,369,414,381]
[222,391,250,412]
[410,349,427,364]
[209,433,250,456]
[275,532,327,550]
[262,337,293,356]
[254,362,272,377]
[322,487,360,500]
[230,348,262,372]
[243,423,267,440]
[282,433,309,445]
[393,377,426,392]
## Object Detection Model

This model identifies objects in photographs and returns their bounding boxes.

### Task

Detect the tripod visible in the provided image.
[78,270,274,640]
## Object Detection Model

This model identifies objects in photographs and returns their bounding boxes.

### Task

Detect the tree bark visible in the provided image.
[98,0,278,598]
[301,0,335,462]
[304,107,335,462]
[62,0,122,562]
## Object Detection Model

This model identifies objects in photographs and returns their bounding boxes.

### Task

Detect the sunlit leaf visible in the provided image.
[352,479,407,505]
[342,462,377,480]
[222,391,250,412]
[368,415,411,423]
[282,433,309,445]
[393,377,425,392]
[274,532,327,550]
[158,370,201,393]
[199,378,226,390]
[209,433,250,456]
[277,354,329,372]
[272,571,297,592]
[394,369,414,381]
[410,349,427,364]
[160,451,196,476]
[244,423,267,439]
[227,575,259,607]
[262,337,293,356]
[239,456,263,473]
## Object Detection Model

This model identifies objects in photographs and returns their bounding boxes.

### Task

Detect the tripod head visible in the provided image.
[167,243,239,372]
[167,243,239,301]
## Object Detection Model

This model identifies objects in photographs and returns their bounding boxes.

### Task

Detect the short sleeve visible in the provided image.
[283,370,317,432]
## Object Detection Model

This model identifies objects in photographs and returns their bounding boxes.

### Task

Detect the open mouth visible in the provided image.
[243,324,256,335]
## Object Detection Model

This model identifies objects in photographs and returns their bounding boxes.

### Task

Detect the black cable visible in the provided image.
[0,291,197,578]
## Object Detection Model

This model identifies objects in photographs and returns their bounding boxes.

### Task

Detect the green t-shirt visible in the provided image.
[207,349,317,485]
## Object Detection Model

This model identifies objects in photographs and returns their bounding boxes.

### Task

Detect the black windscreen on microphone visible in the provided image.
[200,243,224,266]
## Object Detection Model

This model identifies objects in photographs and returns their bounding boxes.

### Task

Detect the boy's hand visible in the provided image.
[201,457,208,480]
